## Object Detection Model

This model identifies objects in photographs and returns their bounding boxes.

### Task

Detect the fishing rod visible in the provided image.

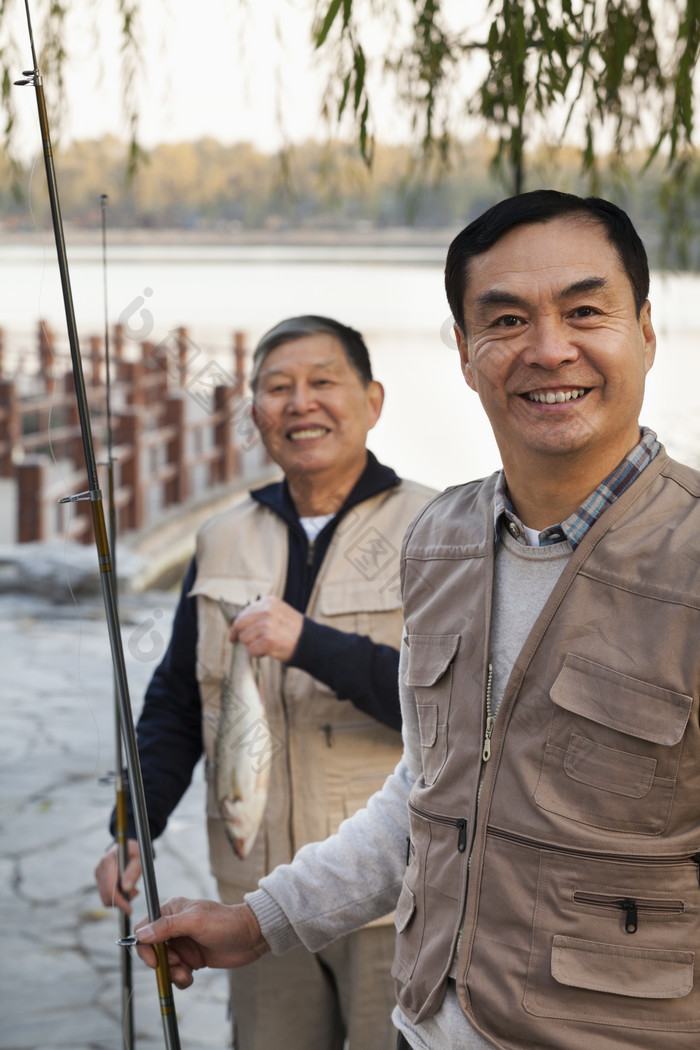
[101,193,135,1050]
[15,6,181,1048]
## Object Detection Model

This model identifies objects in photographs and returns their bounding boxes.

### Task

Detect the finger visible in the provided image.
[135,941,159,969]
[121,857,142,898]
[168,962,195,989]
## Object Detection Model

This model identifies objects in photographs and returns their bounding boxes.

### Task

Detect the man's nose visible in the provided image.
[521,318,579,369]
[286,383,316,412]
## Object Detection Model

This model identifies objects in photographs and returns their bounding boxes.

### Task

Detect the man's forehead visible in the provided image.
[256,335,349,379]
[258,355,340,377]
[465,216,622,296]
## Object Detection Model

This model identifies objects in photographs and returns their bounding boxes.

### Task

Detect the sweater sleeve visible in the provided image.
[246,642,419,953]
[246,758,414,953]
[110,558,204,841]
[288,618,401,730]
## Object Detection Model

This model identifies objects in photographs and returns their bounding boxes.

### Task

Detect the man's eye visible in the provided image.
[494,315,522,328]
[572,306,599,318]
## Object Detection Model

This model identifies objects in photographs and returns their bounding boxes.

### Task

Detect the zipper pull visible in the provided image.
[482,716,496,762]
[320,723,333,747]
[693,852,700,885]
[307,538,315,567]
[456,818,467,853]
[621,897,638,934]
[482,663,494,761]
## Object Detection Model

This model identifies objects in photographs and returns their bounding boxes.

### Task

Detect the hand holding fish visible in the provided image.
[135,898,270,988]
[230,596,304,662]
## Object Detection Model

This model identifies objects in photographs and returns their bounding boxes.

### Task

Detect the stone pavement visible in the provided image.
[0,586,231,1050]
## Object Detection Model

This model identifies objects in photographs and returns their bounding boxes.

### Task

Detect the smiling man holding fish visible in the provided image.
[95,314,435,1050]
[134,192,700,1050]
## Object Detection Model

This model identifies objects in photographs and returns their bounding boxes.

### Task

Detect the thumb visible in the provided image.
[134,916,170,944]
[135,903,190,945]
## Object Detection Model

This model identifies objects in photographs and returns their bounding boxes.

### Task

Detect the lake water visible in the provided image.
[2,240,699,491]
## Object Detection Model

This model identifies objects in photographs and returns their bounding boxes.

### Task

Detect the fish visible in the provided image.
[214,601,272,859]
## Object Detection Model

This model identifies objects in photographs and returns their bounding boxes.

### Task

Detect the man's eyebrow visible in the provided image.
[258,358,337,379]
[475,289,527,308]
[557,276,608,299]
[474,276,608,309]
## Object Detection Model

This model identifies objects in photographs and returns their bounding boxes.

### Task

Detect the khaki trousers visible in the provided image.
[227,924,397,1050]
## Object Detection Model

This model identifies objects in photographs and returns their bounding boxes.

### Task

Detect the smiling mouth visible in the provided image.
[524,387,588,404]
[288,427,329,441]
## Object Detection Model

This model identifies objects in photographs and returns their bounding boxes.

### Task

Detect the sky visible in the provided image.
[5,0,489,162]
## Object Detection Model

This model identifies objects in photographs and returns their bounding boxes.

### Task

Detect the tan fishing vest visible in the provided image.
[395,451,700,1048]
[191,478,434,905]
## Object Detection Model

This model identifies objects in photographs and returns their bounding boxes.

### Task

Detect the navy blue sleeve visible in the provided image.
[110,558,203,841]
[289,618,401,731]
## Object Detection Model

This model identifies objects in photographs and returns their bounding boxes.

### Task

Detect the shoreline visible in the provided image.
[0,224,458,249]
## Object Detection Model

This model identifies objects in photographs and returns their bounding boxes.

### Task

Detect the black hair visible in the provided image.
[445,190,650,333]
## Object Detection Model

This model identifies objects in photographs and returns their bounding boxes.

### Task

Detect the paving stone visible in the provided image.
[0,589,230,1050]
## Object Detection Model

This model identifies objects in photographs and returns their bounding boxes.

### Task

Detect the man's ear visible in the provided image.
[639,300,656,375]
[454,323,476,391]
[366,380,385,430]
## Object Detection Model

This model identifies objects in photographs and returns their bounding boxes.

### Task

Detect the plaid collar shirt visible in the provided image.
[494,427,660,550]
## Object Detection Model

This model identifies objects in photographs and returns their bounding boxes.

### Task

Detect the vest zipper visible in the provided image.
[306,538,315,567]
[572,891,685,934]
[482,663,495,762]
[279,665,295,852]
[489,824,700,872]
[408,799,468,852]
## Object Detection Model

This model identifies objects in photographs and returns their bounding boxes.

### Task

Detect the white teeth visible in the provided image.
[526,388,586,404]
[289,427,327,440]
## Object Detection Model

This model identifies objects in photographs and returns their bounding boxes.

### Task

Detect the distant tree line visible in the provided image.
[2,134,696,268]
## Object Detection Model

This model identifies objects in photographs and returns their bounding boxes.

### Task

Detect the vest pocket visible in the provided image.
[535,653,692,834]
[392,799,468,1021]
[405,634,460,787]
[523,847,700,1030]
[551,936,694,999]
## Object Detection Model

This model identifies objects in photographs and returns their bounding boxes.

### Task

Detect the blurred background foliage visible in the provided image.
[2,0,699,264]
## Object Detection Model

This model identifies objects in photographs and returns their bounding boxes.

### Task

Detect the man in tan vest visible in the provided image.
[135,193,700,1050]
[95,314,435,1050]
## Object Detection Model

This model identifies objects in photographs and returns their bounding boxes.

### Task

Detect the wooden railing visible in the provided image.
[0,322,265,543]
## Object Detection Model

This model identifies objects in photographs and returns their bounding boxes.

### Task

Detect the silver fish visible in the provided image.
[215,601,271,859]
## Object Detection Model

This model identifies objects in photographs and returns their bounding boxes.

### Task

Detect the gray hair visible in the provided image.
[250,315,374,390]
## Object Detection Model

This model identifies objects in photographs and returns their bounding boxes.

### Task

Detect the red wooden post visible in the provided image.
[17,457,46,542]
[63,372,85,466]
[233,330,247,395]
[0,379,20,477]
[89,335,102,387]
[122,360,146,406]
[164,395,188,505]
[143,340,168,402]
[214,386,237,484]
[38,321,55,393]
[177,327,189,387]
[113,323,125,361]
[116,409,145,531]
